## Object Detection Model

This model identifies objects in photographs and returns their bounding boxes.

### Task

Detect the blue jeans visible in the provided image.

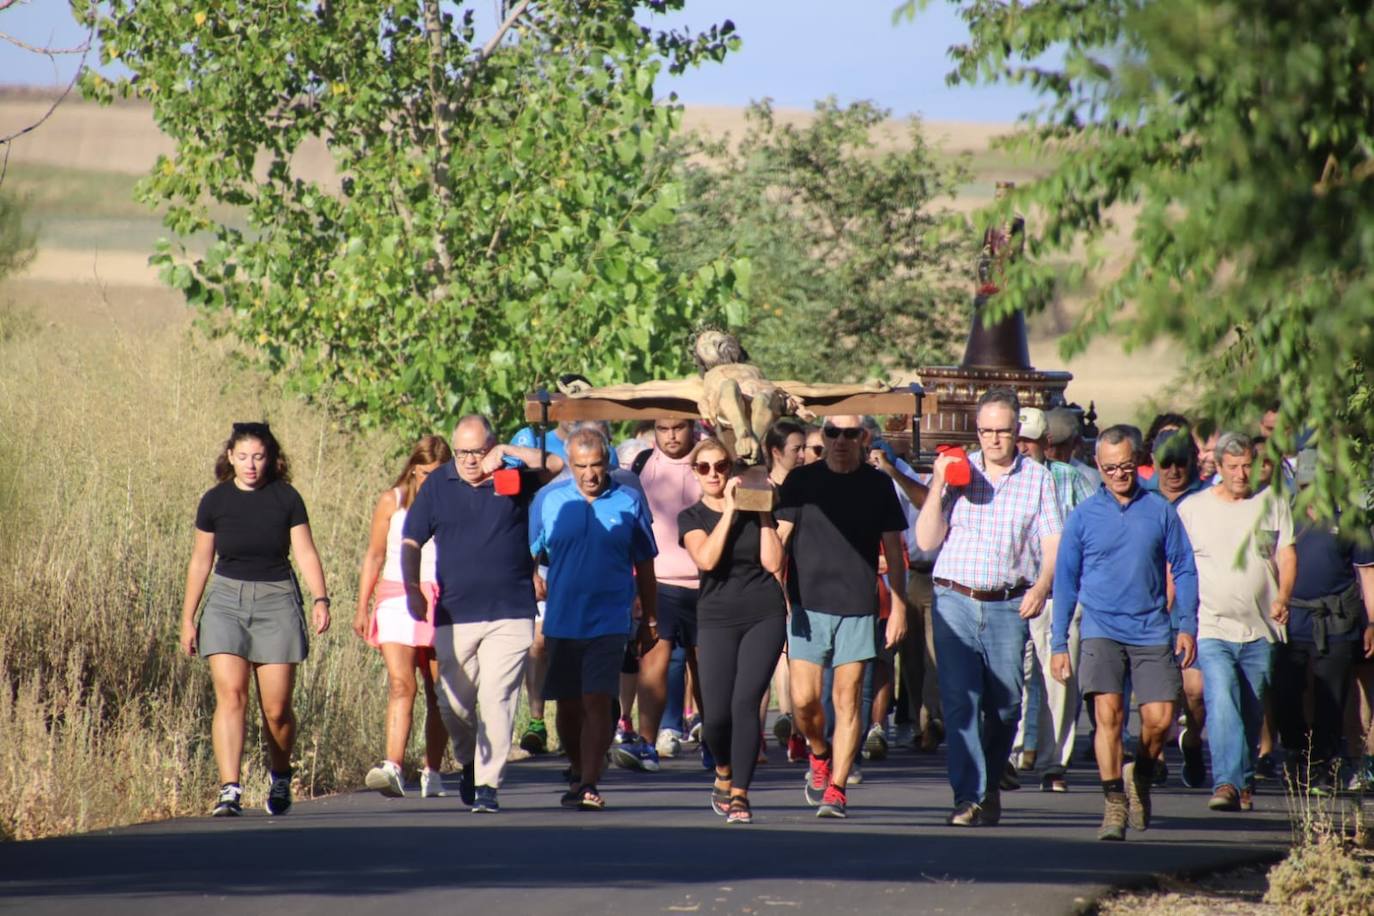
[1196,637,1274,793]
[932,587,1029,806]
[662,643,688,733]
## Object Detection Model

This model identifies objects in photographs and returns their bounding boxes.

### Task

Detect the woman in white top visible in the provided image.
[353,435,452,798]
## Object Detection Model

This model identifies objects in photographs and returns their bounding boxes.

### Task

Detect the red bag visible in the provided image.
[936,445,972,486]
[493,468,521,496]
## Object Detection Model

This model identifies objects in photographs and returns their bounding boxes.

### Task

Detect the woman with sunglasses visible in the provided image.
[354,435,453,800]
[802,425,827,465]
[678,439,787,823]
[180,422,331,817]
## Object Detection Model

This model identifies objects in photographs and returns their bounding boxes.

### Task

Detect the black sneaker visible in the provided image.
[1179,732,1206,789]
[472,785,500,813]
[265,772,292,816]
[212,783,242,817]
[459,763,476,807]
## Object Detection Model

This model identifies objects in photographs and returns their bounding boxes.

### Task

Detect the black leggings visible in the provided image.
[697,615,787,791]
[1274,639,1357,765]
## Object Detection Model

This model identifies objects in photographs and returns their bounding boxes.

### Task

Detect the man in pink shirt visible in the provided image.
[612,419,702,772]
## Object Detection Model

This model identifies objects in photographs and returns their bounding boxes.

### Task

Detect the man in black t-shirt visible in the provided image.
[776,414,909,818]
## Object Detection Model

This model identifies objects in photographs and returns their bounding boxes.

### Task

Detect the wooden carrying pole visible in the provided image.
[522,387,939,424]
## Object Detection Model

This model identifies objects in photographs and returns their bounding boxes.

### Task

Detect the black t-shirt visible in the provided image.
[194,479,309,582]
[775,461,907,616]
[677,502,787,627]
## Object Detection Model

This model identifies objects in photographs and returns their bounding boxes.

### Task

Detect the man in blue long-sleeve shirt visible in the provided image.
[1051,425,1199,841]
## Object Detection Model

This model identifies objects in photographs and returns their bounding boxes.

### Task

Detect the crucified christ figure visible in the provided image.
[557,329,887,463]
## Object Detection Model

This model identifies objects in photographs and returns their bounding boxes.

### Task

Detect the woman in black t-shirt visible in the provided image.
[179,422,331,818]
[678,438,786,824]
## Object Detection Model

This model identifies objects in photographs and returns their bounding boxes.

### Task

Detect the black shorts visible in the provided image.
[657,584,699,648]
[542,635,627,701]
[1079,638,1181,704]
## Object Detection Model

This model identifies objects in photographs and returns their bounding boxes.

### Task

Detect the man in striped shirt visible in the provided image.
[916,388,1063,827]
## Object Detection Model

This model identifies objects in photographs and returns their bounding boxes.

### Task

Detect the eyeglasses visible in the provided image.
[977,427,1017,439]
[693,459,732,476]
[1099,462,1138,476]
[455,448,490,460]
[823,426,862,440]
[806,445,825,457]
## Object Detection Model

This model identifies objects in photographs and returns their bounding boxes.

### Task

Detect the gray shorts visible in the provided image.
[198,575,308,664]
[1079,638,1181,704]
[789,608,876,668]
[542,634,627,701]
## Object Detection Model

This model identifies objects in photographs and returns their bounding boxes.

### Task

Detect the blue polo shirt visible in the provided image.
[1289,521,1374,644]
[1052,485,1199,652]
[402,463,540,625]
[531,479,657,639]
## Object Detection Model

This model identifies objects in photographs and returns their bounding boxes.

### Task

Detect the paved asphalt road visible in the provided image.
[1,732,1296,915]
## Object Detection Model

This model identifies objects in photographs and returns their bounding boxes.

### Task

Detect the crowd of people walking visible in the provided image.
[181,391,1374,839]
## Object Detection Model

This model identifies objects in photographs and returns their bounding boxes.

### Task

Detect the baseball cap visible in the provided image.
[1018,407,1047,441]
[1045,408,1079,446]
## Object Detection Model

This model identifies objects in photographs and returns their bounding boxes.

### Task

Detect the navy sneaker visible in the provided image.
[472,785,499,813]
[265,772,292,816]
[611,737,661,772]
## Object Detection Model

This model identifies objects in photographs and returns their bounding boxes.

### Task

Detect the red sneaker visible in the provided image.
[787,734,807,763]
[817,783,848,819]
[804,753,831,806]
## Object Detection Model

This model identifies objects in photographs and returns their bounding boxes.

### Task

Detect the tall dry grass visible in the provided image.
[0,301,423,840]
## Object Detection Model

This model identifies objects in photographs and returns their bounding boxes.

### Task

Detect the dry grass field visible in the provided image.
[0,92,1181,841]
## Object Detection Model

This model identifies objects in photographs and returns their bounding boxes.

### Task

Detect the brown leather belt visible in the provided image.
[933,578,1029,602]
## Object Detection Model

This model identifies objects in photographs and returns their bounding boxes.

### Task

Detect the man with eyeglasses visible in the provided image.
[611,418,703,773]
[401,414,562,813]
[1050,424,1198,840]
[776,414,909,818]
[916,387,1063,827]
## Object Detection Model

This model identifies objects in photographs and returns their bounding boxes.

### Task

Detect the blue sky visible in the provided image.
[1,1,1038,122]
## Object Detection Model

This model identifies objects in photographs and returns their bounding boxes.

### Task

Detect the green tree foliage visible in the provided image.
[78,1,746,434]
[661,98,971,382]
[902,0,1374,519]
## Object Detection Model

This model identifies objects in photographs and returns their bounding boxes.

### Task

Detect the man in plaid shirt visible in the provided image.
[915,388,1064,826]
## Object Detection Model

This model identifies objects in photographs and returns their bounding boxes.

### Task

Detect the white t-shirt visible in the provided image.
[1177,487,1294,643]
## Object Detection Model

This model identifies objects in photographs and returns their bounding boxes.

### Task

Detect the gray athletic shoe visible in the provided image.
[366,762,406,798]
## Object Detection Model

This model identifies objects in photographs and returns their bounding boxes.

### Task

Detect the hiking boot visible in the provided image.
[472,785,499,814]
[265,771,292,816]
[981,787,1002,825]
[459,763,476,807]
[212,782,242,817]
[787,734,807,763]
[366,761,406,798]
[863,723,888,762]
[1208,783,1241,811]
[946,801,984,827]
[1098,791,1128,841]
[420,768,446,798]
[773,712,795,746]
[804,753,832,807]
[1179,732,1206,789]
[817,784,848,819]
[1124,762,1150,831]
[519,719,548,754]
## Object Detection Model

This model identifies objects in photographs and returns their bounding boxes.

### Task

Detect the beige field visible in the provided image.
[1,94,1179,424]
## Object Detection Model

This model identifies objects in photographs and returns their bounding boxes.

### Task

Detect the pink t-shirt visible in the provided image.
[639,448,701,589]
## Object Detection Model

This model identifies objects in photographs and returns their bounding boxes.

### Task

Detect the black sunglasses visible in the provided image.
[822,426,862,440]
[692,459,732,476]
[806,445,825,457]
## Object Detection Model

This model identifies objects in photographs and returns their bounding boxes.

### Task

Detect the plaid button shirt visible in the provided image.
[932,451,1064,590]
[1049,459,1095,520]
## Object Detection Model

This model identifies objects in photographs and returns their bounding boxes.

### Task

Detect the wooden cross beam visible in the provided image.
[523,387,939,423]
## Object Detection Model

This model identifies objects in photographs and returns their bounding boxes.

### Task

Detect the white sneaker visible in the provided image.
[656,729,683,758]
[365,761,405,798]
[421,768,446,797]
[848,763,864,785]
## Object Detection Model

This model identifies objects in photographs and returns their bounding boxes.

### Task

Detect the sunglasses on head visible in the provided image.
[822,426,862,440]
[693,459,732,476]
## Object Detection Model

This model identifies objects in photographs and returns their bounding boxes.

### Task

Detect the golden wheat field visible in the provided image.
[0,93,1182,841]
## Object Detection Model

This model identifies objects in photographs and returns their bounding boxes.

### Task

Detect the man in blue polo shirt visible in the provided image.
[401,414,562,813]
[531,427,658,810]
[1051,424,1198,842]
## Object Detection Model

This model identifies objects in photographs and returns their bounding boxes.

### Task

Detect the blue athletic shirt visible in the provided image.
[1289,520,1374,644]
[510,426,620,469]
[1052,485,1199,652]
[531,478,657,639]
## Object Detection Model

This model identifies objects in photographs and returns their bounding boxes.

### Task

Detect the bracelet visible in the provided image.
[313,597,331,606]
